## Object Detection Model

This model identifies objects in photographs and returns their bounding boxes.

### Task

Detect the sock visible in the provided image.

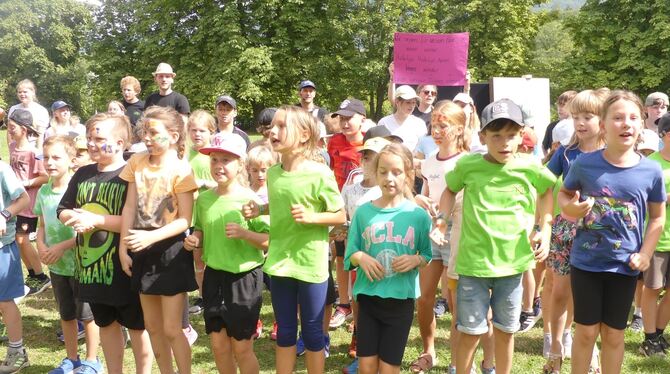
[563,330,571,337]
[7,340,23,353]
[339,303,351,309]
[37,273,48,280]
[634,307,642,316]
[27,269,35,277]
[657,328,665,336]
[645,332,658,341]
[544,332,551,338]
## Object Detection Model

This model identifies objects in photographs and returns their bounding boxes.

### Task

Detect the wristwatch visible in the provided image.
[0,210,11,220]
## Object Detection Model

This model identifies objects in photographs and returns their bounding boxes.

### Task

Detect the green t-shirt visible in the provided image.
[263,162,344,283]
[446,153,556,277]
[344,200,432,300]
[34,181,76,276]
[188,148,214,193]
[648,152,670,252]
[193,188,269,272]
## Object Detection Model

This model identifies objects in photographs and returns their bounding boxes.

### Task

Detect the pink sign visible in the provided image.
[393,32,469,86]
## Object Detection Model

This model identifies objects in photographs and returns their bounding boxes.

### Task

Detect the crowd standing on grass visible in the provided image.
[1,60,670,374]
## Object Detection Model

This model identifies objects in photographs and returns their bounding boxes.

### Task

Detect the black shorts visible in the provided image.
[356,294,414,366]
[15,216,38,234]
[131,232,197,295]
[334,239,346,257]
[51,273,93,322]
[89,295,145,330]
[571,266,637,330]
[203,266,263,340]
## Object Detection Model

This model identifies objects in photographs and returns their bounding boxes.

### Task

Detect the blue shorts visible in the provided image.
[456,274,523,335]
[0,242,24,301]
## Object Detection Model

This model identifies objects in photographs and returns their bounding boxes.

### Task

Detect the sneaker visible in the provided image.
[13,286,29,305]
[324,335,331,358]
[517,311,537,333]
[342,358,358,374]
[296,334,306,356]
[78,359,104,374]
[639,337,666,357]
[348,334,357,358]
[48,357,81,374]
[543,334,551,358]
[659,334,670,351]
[563,331,573,359]
[433,297,448,317]
[329,305,352,329]
[270,322,278,341]
[57,321,86,344]
[629,314,643,332]
[184,325,198,346]
[0,349,30,373]
[252,320,263,340]
[188,298,203,315]
[480,360,496,374]
[25,275,51,296]
[533,296,542,320]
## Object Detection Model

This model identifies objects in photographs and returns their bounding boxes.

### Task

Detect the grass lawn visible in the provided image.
[1,129,668,373]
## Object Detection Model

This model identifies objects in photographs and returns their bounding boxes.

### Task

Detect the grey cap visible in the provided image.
[480,98,525,130]
[215,95,237,109]
[9,109,38,134]
[331,98,366,118]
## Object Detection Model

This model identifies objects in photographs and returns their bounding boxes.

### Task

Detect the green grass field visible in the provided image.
[1,129,668,373]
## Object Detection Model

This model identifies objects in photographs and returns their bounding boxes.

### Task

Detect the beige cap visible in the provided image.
[152,63,176,77]
[395,85,419,101]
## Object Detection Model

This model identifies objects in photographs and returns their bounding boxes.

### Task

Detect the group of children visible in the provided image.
[0,80,668,374]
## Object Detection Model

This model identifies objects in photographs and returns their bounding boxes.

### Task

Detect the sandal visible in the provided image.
[542,353,562,374]
[589,347,601,373]
[409,353,436,373]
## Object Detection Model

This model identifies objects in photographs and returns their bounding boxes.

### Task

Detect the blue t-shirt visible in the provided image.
[0,162,25,246]
[416,135,437,157]
[547,145,584,178]
[563,150,666,275]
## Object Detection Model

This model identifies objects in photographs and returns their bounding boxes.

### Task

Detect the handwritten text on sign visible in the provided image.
[393,32,469,86]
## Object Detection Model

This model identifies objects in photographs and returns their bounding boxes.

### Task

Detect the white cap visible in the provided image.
[453,93,473,105]
[395,85,419,101]
[552,118,574,146]
[639,129,660,152]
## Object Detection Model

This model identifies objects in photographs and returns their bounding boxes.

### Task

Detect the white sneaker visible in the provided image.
[13,286,29,305]
[563,331,573,359]
[543,333,552,358]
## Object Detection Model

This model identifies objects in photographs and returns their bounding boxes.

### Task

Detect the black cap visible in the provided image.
[656,113,670,137]
[8,109,38,134]
[331,98,366,118]
[362,125,403,143]
[298,80,316,90]
[215,95,237,109]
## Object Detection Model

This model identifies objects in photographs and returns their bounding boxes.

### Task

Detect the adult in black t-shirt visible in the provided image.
[144,63,190,115]
[120,75,145,127]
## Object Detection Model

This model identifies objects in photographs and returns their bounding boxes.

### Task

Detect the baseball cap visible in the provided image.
[215,95,237,109]
[199,133,247,158]
[656,113,670,137]
[362,126,403,143]
[359,137,390,154]
[299,80,316,90]
[331,98,366,118]
[395,85,419,101]
[638,129,660,152]
[152,63,176,77]
[453,93,473,105]
[73,135,88,150]
[480,98,525,130]
[552,119,574,146]
[51,100,70,112]
[645,92,669,107]
[8,109,38,134]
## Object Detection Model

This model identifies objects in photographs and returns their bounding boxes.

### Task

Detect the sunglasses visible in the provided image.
[422,90,437,96]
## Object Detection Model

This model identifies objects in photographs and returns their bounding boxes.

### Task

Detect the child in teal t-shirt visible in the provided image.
[345,143,431,372]
[441,99,555,374]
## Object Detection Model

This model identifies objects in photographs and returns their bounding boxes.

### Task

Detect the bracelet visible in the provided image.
[259,204,268,215]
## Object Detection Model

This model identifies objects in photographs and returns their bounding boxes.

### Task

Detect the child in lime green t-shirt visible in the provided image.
[440,99,555,374]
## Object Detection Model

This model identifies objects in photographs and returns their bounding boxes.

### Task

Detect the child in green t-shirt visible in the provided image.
[440,99,556,374]
[184,132,269,373]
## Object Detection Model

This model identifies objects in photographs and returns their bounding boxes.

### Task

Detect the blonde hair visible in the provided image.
[601,90,644,122]
[431,100,470,152]
[140,106,186,159]
[85,113,132,147]
[120,76,141,94]
[16,79,37,102]
[564,90,607,151]
[275,105,320,162]
[43,135,76,159]
[107,100,125,114]
[247,145,275,169]
[374,143,415,199]
[187,110,217,133]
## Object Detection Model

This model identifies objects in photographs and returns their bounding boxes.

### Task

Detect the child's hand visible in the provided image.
[415,195,437,217]
[392,254,422,273]
[39,246,64,265]
[242,200,260,219]
[184,234,200,251]
[430,219,448,246]
[64,209,100,233]
[358,253,385,282]
[629,252,651,272]
[291,204,314,224]
[529,229,549,262]
[119,252,133,276]
[124,229,155,252]
[225,223,247,240]
[562,191,594,219]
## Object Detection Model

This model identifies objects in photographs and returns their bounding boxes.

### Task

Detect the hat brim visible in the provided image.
[199,147,243,158]
[216,100,237,109]
[481,117,525,130]
[152,72,176,77]
[331,110,359,118]
[396,94,419,101]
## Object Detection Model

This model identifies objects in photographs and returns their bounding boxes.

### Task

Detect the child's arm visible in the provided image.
[225,223,269,251]
[184,230,203,251]
[349,251,385,282]
[61,209,123,234]
[123,190,194,252]
[291,204,346,226]
[558,187,594,218]
[23,174,49,190]
[530,188,554,262]
[0,191,30,236]
[630,201,665,271]
[431,187,457,245]
[118,182,138,276]
[37,219,75,265]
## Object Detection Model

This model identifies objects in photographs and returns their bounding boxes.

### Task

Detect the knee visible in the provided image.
[231,340,253,358]
[358,359,377,374]
[600,328,624,346]
[161,323,183,341]
[143,320,161,336]
[575,326,599,343]
[276,324,298,347]
[211,336,233,356]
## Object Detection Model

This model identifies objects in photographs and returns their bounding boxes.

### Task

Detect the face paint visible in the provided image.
[153,135,170,145]
[95,127,100,134]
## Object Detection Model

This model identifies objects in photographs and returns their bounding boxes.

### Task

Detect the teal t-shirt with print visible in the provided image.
[344,200,432,300]
[34,181,76,276]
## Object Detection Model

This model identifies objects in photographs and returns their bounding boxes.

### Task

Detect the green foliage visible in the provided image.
[527,17,575,99]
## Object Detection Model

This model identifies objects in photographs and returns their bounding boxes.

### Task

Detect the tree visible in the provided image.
[527,16,575,98]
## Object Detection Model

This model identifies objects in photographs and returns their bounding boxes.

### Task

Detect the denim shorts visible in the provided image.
[456,273,523,335]
[431,220,452,262]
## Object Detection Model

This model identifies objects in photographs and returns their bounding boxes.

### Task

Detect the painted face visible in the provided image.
[188,122,212,149]
[376,152,407,198]
[86,119,122,163]
[431,113,462,146]
[646,103,668,123]
[73,149,92,171]
[16,87,34,104]
[338,114,364,138]
[602,99,643,150]
[572,112,600,143]
[54,107,71,123]
[122,85,139,102]
[396,98,417,115]
[216,103,237,127]
[209,151,241,186]
[154,73,174,91]
[43,143,73,178]
[248,161,270,189]
[142,119,174,156]
[418,86,438,106]
[480,122,523,164]
[299,87,316,104]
